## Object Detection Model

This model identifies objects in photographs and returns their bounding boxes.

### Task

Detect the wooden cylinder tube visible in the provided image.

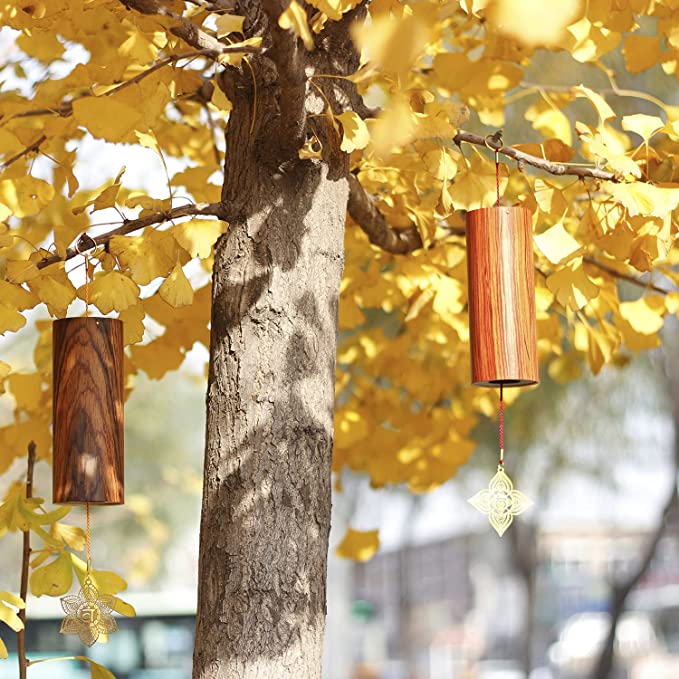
[466,206,539,387]
[53,318,124,505]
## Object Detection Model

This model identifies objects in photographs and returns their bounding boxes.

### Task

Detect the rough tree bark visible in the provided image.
[192,2,360,677]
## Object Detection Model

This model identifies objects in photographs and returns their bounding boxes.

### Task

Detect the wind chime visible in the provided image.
[467,136,538,537]
[52,241,123,646]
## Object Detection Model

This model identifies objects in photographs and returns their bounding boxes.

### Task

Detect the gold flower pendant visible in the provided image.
[60,575,117,647]
[468,466,533,537]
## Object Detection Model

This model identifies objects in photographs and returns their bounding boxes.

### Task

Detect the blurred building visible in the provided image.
[349,524,679,679]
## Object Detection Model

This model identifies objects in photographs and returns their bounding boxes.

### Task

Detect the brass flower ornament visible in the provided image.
[60,575,117,647]
[468,466,533,537]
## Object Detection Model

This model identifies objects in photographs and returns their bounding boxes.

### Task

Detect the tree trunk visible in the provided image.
[507,520,537,677]
[192,79,349,673]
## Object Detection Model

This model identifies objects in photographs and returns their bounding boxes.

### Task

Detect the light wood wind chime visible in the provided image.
[52,238,124,646]
[466,136,538,537]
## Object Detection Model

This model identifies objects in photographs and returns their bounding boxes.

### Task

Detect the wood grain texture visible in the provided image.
[52,318,124,505]
[466,206,539,388]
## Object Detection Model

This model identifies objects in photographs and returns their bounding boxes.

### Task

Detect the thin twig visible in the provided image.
[37,202,224,269]
[583,256,671,295]
[8,47,257,122]
[119,0,251,58]
[1,136,46,171]
[17,441,36,679]
[453,129,619,182]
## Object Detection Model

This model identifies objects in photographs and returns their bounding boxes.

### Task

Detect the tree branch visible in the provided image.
[453,129,619,182]
[347,174,424,254]
[17,441,36,679]
[7,48,257,123]
[1,135,46,171]
[583,256,671,295]
[119,0,254,58]
[349,175,672,297]
[37,202,224,269]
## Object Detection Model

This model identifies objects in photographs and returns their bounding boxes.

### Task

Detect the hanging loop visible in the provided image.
[483,131,504,158]
[74,235,95,317]
[484,132,504,207]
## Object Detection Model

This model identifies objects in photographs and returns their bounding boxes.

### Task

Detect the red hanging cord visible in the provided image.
[86,501,91,573]
[84,254,90,319]
[495,149,501,208]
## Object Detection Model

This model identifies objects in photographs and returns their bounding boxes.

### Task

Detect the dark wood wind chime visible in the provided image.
[467,136,539,537]
[52,240,123,645]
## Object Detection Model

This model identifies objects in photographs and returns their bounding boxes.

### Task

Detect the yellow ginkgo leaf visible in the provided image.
[85,658,117,679]
[130,334,186,379]
[0,303,26,335]
[307,0,362,21]
[605,181,679,219]
[7,373,42,411]
[336,111,370,152]
[80,272,140,314]
[490,0,580,46]
[0,361,10,387]
[119,303,145,345]
[72,167,126,215]
[215,14,245,37]
[0,636,7,659]
[575,84,616,123]
[534,222,582,265]
[51,522,87,551]
[173,219,227,259]
[369,97,415,156]
[30,553,73,597]
[621,114,664,141]
[619,297,665,335]
[335,528,380,562]
[159,263,194,308]
[623,34,662,74]
[446,152,508,211]
[29,269,77,317]
[0,176,55,218]
[546,259,599,310]
[72,97,144,142]
[0,280,37,310]
[0,591,25,633]
[423,147,457,181]
[279,1,314,50]
[352,8,433,77]
[110,230,177,285]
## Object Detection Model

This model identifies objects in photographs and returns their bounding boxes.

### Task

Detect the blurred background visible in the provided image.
[2,12,679,679]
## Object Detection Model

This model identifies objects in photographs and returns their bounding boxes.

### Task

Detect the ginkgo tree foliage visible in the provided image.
[1,0,678,676]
